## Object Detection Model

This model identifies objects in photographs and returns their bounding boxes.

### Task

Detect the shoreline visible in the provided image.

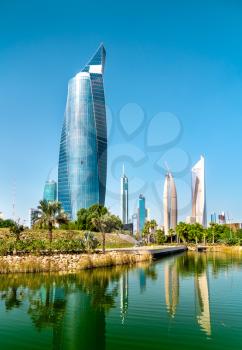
[0,251,152,274]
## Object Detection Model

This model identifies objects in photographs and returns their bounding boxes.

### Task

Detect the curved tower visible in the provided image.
[163,173,178,235]
[58,45,107,219]
[192,156,207,227]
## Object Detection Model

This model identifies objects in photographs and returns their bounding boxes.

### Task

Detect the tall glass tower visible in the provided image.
[138,194,147,233]
[58,45,107,219]
[43,180,57,202]
[121,165,129,224]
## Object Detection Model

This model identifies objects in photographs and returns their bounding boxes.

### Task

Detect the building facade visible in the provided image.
[121,165,129,224]
[191,156,207,227]
[138,194,147,234]
[163,172,178,235]
[43,180,57,202]
[58,45,107,219]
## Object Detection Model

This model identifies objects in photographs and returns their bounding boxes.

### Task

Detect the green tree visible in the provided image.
[76,204,108,231]
[34,200,68,243]
[9,220,25,241]
[188,223,204,244]
[176,222,190,243]
[142,220,157,244]
[0,219,15,228]
[92,213,122,254]
[155,229,165,244]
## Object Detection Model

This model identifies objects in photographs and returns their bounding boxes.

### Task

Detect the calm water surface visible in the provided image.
[0,252,242,350]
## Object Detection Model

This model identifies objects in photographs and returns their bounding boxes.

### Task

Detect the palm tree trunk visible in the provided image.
[102,232,106,254]
[48,223,53,243]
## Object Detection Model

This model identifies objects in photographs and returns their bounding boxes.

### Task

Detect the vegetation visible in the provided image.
[34,200,68,243]
[0,218,15,228]
[92,212,122,253]
[9,221,25,241]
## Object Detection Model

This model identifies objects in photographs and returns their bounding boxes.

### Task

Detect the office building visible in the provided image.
[163,172,178,235]
[43,180,57,202]
[191,156,207,227]
[138,194,147,234]
[58,44,107,219]
[121,165,129,224]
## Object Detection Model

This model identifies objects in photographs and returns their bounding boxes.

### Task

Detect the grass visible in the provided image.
[0,252,152,274]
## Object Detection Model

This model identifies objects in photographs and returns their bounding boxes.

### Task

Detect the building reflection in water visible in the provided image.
[194,271,211,337]
[120,270,129,324]
[164,259,180,318]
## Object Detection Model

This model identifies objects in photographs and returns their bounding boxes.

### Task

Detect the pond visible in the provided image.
[0,251,242,350]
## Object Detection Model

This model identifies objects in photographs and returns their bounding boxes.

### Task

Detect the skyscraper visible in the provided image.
[192,155,207,227]
[121,165,129,224]
[43,180,57,202]
[58,44,107,219]
[138,194,147,234]
[163,172,177,235]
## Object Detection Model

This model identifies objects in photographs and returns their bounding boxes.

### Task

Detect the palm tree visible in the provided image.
[34,200,68,243]
[92,213,122,254]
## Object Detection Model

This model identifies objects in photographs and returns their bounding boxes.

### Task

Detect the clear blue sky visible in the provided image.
[1,0,242,224]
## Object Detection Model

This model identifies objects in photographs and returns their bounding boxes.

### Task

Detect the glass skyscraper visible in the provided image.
[58,45,107,219]
[121,165,129,224]
[43,180,57,202]
[138,194,147,233]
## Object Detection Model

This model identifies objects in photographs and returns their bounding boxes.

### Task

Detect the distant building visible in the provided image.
[29,208,40,228]
[218,212,226,224]
[186,216,196,224]
[0,212,4,220]
[163,172,178,235]
[123,223,133,235]
[210,213,217,224]
[225,223,242,231]
[132,213,138,235]
[43,180,57,202]
[121,165,129,224]
[191,156,207,227]
[138,194,147,234]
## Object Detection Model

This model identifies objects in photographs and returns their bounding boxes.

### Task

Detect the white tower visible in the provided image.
[191,155,207,227]
[163,173,178,235]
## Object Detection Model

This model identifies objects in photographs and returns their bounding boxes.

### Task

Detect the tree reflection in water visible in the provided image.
[0,252,242,347]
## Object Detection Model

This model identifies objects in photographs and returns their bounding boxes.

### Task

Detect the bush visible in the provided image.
[51,239,85,252]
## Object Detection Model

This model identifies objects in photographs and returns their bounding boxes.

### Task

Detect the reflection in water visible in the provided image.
[1,253,242,349]
[164,259,180,318]
[195,272,211,337]
[120,270,129,324]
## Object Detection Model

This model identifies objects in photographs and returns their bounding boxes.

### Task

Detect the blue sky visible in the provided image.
[1,0,242,224]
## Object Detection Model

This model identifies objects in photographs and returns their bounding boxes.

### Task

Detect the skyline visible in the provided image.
[1,0,242,223]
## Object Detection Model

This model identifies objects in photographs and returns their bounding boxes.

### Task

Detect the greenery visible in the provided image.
[34,200,68,243]
[9,221,25,241]
[91,210,122,254]
[0,218,15,228]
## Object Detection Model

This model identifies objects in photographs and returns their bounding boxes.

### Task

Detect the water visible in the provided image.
[0,251,242,350]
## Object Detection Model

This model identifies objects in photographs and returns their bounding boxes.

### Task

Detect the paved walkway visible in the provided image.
[108,245,187,257]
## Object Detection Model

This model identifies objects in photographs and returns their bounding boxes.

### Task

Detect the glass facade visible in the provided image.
[58,45,107,219]
[43,180,57,202]
[138,194,146,233]
[121,167,129,224]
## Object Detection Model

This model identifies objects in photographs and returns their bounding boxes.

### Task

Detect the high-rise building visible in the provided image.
[163,172,178,235]
[210,212,217,224]
[191,156,207,227]
[121,165,129,224]
[58,44,107,219]
[138,194,147,233]
[43,180,57,202]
